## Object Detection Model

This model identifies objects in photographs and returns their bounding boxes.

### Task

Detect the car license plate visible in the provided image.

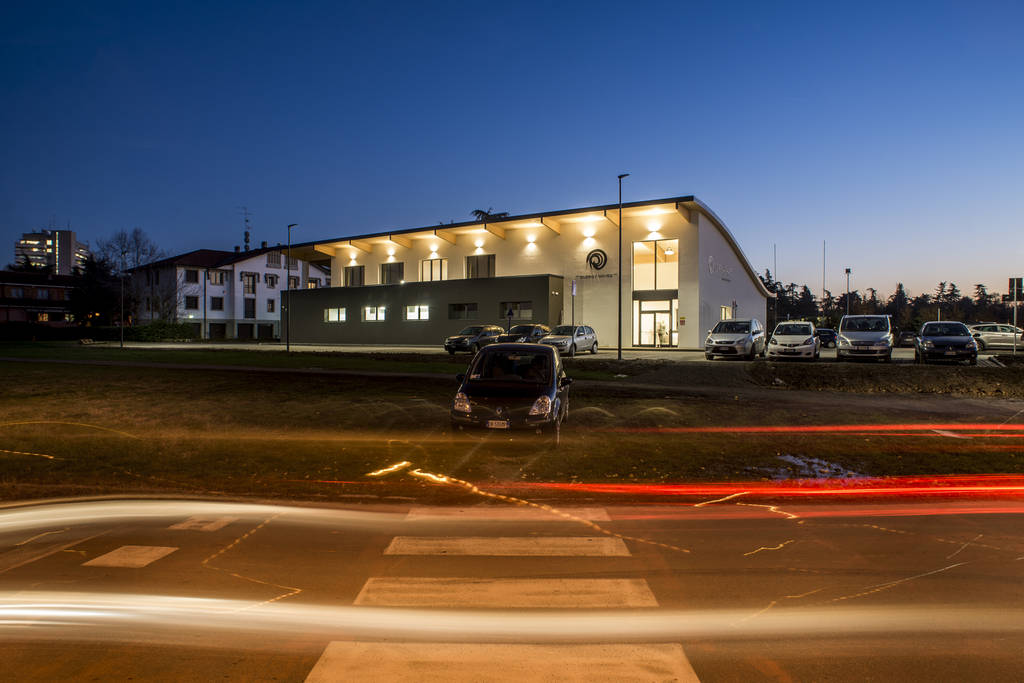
[945,350,957,355]
[486,420,510,429]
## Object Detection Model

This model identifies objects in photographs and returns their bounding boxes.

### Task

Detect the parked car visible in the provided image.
[443,324,504,354]
[969,323,1024,351]
[915,321,978,365]
[704,319,766,360]
[836,315,893,362]
[450,343,571,439]
[496,323,551,344]
[815,328,837,348]
[767,321,819,360]
[540,324,598,356]
[897,330,917,347]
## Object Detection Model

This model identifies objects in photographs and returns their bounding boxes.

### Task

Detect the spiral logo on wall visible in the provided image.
[586,249,608,270]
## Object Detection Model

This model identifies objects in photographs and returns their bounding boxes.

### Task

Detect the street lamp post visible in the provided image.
[617,173,629,360]
[120,248,127,350]
[844,267,851,316]
[286,224,297,352]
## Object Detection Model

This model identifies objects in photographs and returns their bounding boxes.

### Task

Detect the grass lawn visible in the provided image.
[2,358,1022,503]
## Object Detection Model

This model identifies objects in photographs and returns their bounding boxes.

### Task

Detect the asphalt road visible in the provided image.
[2,497,1023,681]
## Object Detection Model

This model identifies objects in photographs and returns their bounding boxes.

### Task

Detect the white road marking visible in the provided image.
[384,536,631,557]
[82,545,178,568]
[354,577,658,608]
[405,506,610,521]
[305,642,699,682]
[0,530,109,575]
[168,516,239,531]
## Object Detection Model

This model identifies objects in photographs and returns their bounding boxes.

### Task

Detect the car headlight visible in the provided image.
[838,336,851,346]
[803,337,815,346]
[923,340,935,349]
[966,340,977,350]
[769,338,778,345]
[453,392,471,413]
[528,395,552,416]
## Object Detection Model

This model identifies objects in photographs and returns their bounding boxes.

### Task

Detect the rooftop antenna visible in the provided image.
[238,206,254,251]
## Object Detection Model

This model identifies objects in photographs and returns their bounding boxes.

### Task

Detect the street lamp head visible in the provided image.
[287,223,298,229]
[844,267,851,274]
[618,173,630,180]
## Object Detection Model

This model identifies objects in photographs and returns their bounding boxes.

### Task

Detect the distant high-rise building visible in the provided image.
[13,229,91,275]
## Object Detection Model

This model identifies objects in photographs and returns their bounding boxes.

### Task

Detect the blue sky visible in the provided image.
[2,1,1022,298]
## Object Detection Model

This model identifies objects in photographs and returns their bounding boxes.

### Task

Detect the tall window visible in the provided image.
[344,265,365,287]
[287,276,299,289]
[720,305,732,320]
[266,252,281,268]
[632,239,678,290]
[243,298,256,319]
[466,254,495,278]
[405,305,429,320]
[241,272,257,294]
[210,296,224,311]
[421,258,448,281]
[499,301,533,320]
[448,303,478,319]
[267,299,275,313]
[380,262,404,284]
[208,270,225,285]
[264,273,279,288]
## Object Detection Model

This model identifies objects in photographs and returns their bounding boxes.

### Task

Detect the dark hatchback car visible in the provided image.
[450,343,572,438]
[443,324,504,354]
[914,321,978,365]
[496,323,551,344]
[815,328,837,348]
[897,330,917,347]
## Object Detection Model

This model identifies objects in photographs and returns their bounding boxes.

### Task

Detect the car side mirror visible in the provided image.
[973,333,981,338]
[455,373,465,383]
[559,377,574,388]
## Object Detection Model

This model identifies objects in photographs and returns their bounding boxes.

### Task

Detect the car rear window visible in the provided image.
[469,351,552,383]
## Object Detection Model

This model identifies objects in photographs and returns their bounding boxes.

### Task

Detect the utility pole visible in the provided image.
[286,224,297,352]
[845,267,851,316]
[616,173,629,360]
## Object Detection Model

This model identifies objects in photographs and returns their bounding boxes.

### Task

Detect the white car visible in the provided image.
[767,321,820,360]
[704,319,766,360]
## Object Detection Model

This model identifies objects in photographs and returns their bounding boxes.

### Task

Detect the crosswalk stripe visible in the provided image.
[82,545,178,568]
[168,516,238,531]
[404,506,610,521]
[384,536,631,557]
[354,577,658,608]
[305,642,699,682]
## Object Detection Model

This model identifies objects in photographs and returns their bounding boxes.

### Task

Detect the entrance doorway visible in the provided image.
[633,299,678,347]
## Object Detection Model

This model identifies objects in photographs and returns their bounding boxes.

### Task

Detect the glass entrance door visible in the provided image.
[633,299,678,347]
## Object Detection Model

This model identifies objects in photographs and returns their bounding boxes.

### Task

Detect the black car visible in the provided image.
[443,324,504,354]
[815,328,837,348]
[496,323,551,344]
[897,330,917,347]
[914,321,978,365]
[450,343,572,439]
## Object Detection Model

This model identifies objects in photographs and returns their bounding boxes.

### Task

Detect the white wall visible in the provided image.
[697,213,769,338]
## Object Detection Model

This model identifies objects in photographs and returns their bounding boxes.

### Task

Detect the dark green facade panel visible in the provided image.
[283,274,564,345]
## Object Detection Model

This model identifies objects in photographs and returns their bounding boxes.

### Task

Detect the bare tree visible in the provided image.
[96,228,165,274]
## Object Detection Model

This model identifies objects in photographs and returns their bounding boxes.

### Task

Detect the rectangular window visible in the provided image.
[241,272,257,294]
[287,256,298,269]
[244,298,256,319]
[420,258,448,282]
[10,287,24,298]
[405,305,429,320]
[466,254,495,278]
[499,301,533,320]
[37,312,49,322]
[288,275,299,289]
[264,273,278,288]
[185,295,199,310]
[208,270,225,285]
[632,239,678,291]
[720,305,732,320]
[211,296,224,311]
[344,265,365,287]
[266,252,281,268]
[307,278,320,289]
[380,262,404,284]
[185,269,199,283]
[363,306,386,321]
[267,299,275,313]
[448,303,478,319]
[324,307,347,322]
[36,288,50,300]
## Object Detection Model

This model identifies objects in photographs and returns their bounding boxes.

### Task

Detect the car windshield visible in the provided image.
[713,321,750,334]
[922,323,970,337]
[458,326,484,335]
[551,326,576,335]
[840,317,889,332]
[507,325,534,334]
[775,324,812,336]
[469,350,551,383]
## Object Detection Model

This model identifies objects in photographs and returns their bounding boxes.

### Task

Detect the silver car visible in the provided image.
[837,315,893,362]
[969,323,1024,351]
[704,319,767,360]
[540,324,598,356]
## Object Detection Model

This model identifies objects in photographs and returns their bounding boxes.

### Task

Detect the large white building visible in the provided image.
[131,245,329,339]
[285,195,771,350]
